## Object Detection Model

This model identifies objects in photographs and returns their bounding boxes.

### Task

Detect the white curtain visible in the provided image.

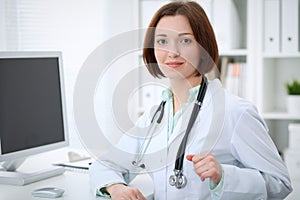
[0,0,105,148]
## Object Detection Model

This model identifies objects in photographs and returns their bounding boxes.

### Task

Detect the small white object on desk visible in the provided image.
[32,187,65,198]
[68,151,90,162]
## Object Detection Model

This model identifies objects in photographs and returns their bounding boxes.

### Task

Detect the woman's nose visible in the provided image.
[167,44,180,58]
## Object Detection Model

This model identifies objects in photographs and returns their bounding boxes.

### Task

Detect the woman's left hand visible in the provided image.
[186,152,222,185]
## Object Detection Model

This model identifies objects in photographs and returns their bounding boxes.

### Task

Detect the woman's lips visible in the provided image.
[166,62,184,68]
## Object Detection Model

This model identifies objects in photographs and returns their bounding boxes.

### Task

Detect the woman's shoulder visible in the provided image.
[225,91,257,114]
[208,79,259,116]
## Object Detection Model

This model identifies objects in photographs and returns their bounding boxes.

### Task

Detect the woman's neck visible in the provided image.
[170,76,202,113]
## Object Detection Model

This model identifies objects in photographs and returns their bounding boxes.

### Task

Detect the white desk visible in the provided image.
[0,148,154,200]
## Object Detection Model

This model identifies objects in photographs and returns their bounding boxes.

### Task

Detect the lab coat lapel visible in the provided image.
[167,102,195,146]
[143,115,169,171]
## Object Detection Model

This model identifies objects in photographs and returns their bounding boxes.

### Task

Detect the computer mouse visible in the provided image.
[32,187,65,198]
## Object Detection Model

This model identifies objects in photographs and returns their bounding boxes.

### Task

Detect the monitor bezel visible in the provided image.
[0,51,69,162]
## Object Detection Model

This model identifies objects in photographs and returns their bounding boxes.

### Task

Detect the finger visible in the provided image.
[197,163,221,183]
[195,153,216,168]
[136,195,147,200]
[194,162,210,174]
[193,156,215,176]
[135,195,147,200]
[186,154,194,161]
[186,152,209,162]
[134,190,147,200]
[198,166,219,181]
[198,169,211,181]
[194,156,218,175]
[191,152,212,163]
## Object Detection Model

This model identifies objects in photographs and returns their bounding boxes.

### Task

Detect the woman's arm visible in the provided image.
[221,105,292,199]
[89,107,154,198]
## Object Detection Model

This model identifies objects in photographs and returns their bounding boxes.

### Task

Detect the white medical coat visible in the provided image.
[89,79,292,200]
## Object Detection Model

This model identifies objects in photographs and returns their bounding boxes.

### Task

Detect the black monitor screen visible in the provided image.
[0,57,65,154]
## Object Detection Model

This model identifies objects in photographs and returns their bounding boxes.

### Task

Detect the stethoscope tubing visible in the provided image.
[169,75,208,189]
[132,101,166,168]
[174,76,207,171]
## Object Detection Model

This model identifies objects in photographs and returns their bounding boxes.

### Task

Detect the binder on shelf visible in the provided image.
[281,0,300,53]
[263,0,280,52]
[212,0,241,51]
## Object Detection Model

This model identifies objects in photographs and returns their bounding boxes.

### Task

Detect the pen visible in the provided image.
[53,163,89,170]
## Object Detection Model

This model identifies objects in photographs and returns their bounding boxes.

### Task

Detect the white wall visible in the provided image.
[0,0,140,149]
[0,0,6,49]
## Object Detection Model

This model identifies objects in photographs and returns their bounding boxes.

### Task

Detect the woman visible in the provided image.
[89,1,292,199]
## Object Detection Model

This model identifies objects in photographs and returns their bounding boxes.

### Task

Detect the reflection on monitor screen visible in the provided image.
[0,51,68,185]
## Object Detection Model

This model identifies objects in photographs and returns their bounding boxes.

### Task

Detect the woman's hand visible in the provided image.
[186,152,222,185]
[106,183,147,200]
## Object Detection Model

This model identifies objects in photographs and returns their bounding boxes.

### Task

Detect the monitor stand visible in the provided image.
[0,158,65,186]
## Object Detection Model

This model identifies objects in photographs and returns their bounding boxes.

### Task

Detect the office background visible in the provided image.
[0,0,299,199]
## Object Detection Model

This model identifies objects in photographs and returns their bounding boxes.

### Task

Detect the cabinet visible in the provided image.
[259,2,300,198]
[259,55,300,152]
[219,0,300,155]
[256,0,300,155]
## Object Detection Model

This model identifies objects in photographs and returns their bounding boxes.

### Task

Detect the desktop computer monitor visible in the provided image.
[0,51,69,185]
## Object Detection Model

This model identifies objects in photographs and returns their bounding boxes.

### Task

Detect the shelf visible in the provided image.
[262,112,300,120]
[263,52,300,58]
[219,49,248,57]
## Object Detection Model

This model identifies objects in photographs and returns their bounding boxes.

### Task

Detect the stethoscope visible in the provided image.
[132,75,208,189]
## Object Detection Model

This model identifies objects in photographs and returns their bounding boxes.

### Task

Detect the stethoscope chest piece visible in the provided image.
[169,169,187,189]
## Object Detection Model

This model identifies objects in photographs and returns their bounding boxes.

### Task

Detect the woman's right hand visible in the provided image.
[106,183,147,200]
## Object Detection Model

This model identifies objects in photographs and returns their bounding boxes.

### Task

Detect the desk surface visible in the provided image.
[0,148,154,200]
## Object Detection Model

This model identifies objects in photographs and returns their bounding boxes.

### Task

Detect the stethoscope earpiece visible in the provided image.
[131,161,145,169]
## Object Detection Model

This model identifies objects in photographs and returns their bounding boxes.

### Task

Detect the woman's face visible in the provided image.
[154,15,201,81]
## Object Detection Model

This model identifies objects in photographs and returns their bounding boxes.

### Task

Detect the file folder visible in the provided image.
[281,0,299,53]
[264,0,280,52]
[213,0,241,51]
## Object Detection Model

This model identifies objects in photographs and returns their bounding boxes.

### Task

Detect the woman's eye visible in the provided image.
[156,39,167,45]
[180,38,192,44]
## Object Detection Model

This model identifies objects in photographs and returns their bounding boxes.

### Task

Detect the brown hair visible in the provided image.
[142,1,219,78]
